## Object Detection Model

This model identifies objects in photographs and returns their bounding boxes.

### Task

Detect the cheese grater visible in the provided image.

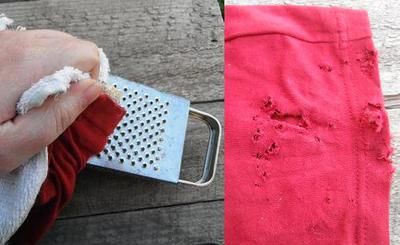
[88,75,221,186]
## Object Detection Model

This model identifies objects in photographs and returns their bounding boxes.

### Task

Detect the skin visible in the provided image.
[0,30,104,174]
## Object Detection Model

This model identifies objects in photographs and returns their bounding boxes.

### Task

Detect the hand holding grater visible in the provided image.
[88,75,222,186]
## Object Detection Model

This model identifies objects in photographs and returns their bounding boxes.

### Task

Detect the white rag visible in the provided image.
[0,14,112,244]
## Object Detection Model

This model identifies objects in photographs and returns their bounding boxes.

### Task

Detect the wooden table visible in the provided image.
[1,0,224,244]
[227,1,400,244]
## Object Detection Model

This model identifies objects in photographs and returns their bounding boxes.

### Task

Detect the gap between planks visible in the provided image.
[57,198,224,221]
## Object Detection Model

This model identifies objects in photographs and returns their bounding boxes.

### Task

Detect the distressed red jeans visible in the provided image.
[225,5,393,245]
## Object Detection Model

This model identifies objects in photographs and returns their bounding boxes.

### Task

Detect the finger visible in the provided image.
[66,39,100,80]
[27,29,76,39]
[90,52,100,81]
[0,33,99,123]
[8,79,103,159]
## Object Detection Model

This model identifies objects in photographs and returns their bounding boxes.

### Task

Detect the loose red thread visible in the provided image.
[356,48,377,76]
[319,64,333,72]
[360,102,384,133]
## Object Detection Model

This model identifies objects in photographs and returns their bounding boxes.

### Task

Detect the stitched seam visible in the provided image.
[363,153,368,245]
[335,12,363,245]
[225,31,372,43]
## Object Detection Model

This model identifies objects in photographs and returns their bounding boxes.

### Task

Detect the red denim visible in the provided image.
[9,94,125,244]
[225,5,393,245]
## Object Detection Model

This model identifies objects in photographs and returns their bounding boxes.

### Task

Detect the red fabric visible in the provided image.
[9,94,125,244]
[225,5,393,245]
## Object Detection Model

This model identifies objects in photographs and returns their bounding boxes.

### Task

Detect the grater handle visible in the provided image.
[178,107,222,187]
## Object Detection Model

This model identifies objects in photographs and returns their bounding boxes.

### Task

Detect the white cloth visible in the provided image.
[0,14,110,244]
[0,150,48,244]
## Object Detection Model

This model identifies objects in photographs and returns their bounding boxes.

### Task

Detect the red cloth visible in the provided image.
[225,5,393,245]
[9,94,125,244]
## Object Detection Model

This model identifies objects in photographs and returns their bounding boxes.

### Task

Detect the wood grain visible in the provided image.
[0,0,224,102]
[389,109,400,244]
[40,201,224,245]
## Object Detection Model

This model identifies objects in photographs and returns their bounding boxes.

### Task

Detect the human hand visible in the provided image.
[0,30,103,174]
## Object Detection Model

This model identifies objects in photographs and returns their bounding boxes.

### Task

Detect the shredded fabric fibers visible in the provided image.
[225,5,393,245]
[0,14,13,29]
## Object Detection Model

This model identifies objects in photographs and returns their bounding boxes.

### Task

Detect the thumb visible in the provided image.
[9,78,103,159]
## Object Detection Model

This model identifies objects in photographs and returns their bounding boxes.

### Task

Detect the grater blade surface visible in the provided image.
[88,75,190,183]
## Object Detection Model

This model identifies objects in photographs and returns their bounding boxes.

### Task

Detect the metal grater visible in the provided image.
[88,75,221,186]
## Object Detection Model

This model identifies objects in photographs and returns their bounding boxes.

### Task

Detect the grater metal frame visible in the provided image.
[88,76,221,187]
[179,107,222,186]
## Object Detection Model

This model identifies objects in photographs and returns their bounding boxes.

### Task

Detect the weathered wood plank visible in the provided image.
[389,108,400,244]
[59,101,224,218]
[226,0,400,97]
[0,0,224,102]
[41,201,224,245]
[0,0,34,3]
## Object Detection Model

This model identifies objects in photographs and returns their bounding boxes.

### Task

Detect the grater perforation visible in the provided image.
[88,75,221,186]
